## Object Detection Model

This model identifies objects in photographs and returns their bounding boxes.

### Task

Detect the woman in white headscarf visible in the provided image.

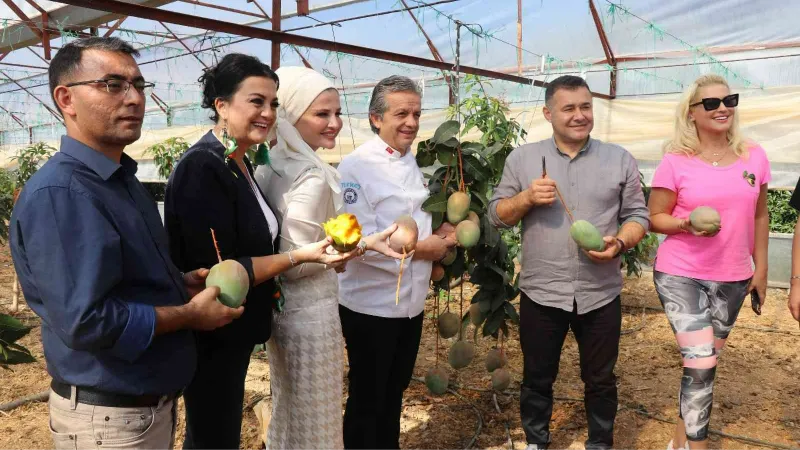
[255,66,404,449]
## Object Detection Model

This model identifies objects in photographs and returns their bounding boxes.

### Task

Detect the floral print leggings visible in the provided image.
[653,271,750,441]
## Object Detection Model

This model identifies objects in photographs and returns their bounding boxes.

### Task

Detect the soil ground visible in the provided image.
[1,242,798,449]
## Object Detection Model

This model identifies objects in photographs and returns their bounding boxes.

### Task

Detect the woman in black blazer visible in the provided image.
[164,53,396,449]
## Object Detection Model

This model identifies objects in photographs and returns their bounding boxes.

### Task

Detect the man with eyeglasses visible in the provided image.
[9,36,244,449]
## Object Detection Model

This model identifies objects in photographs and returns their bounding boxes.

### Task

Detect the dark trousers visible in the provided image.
[182,334,254,449]
[339,305,424,449]
[519,293,621,450]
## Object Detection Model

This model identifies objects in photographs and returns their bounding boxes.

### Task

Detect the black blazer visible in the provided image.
[164,130,278,345]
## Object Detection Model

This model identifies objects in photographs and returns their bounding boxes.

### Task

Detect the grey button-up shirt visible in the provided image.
[489,137,650,314]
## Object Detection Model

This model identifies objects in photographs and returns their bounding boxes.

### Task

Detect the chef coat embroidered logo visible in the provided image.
[344,188,358,204]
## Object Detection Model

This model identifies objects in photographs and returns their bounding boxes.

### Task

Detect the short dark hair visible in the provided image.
[48,36,140,113]
[199,53,279,123]
[544,75,591,106]
[368,75,421,134]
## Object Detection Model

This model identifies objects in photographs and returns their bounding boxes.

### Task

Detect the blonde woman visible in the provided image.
[648,74,770,450]
[254,66,404,449]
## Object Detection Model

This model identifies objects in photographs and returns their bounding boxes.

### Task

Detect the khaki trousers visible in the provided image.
[48,388,177,450]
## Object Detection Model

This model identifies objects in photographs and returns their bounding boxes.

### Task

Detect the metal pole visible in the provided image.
[271,0,281,69]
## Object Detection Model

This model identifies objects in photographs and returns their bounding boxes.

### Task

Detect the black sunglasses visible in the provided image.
[690,93,739,111]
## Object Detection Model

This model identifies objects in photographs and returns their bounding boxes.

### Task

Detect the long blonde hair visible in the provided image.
[663,74,749,157]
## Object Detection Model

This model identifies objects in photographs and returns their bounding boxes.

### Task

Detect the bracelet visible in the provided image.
[288,251,297,266]
[613,237,626,257]
[791,275,800,281]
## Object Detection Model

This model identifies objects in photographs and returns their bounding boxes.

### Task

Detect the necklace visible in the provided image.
[700,148,728,166]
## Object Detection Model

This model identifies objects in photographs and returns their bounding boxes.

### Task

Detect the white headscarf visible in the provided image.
[267,66,343,212]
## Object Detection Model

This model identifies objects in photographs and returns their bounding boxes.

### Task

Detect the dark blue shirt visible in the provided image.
[9,135,195,396]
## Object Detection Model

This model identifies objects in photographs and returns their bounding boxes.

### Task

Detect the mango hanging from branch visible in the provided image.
[322,213,363,253]
[447,191,470,224]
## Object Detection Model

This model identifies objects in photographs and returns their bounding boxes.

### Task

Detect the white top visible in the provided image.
[336,135,433,319]
[245,168,280,243]
[255,158,337,280]
[211,131,280,243]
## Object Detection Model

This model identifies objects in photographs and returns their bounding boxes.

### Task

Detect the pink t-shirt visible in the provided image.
[652,144,771,282]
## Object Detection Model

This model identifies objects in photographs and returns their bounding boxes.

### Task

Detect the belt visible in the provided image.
[50,380,181,408]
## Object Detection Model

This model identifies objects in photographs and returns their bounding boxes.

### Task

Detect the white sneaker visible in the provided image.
[667,440,690,450]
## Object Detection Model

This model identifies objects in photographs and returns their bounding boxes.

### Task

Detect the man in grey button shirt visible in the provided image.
[489,75,650,450]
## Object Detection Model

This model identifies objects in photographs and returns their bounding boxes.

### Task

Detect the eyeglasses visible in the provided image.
[690,93,739,111]
[64,79,155,97]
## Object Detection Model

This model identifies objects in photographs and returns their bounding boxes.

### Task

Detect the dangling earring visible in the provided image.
[221,120,238,158]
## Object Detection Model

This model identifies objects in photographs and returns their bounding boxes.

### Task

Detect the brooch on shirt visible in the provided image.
[742,170,756,187]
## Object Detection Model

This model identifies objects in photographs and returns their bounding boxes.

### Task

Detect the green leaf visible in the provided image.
[431,212,443,231]
[446,249,467,279]
[416,149,436,168]
[0,314,32,344]
[482,142,504,160]
[3,346,35,364]
[490,292,506,312]
[462,155,489,182]
[504,302,520,325]
[469,265,503,286]
[471,191,489,210]
[481,215,501,247]
[461,142,484,156]
[437,148,457,166]
[442,137,460,148]
[421,192,448,213]
[485,260,510,284]
[482,307,504,337]
[433,120,460,144]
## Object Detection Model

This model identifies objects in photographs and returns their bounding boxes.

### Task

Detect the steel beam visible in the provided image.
[248,0,271,19]
[3,0,43,40]
[159,21,208,68]
[271,0,281,69]
[0,69,63,124]
[291,45,313,69]
[103,17,127,37]
[0,104,27,129]
[296,0,310,16]
[52,0,572,94]
[178,0,267,19]
[589,0,616,97]
[398,0,454,104]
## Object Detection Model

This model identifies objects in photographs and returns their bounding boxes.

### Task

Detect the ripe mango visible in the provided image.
[431,263,445,282]
[466,211,480,226]
[425,367,449,395]
[485,348,508,372]
[689,206,721,233]
[448,340,475,370]
[456,220,480,248]
[437,312,460,339]
[206,259,249,308]
[389,214,419,253]
[569,220,605,252]
[441,247,457,266]
[491,368,511,391]
[322,213,363,252]
[469,302,484,326]
[447,191,471,224]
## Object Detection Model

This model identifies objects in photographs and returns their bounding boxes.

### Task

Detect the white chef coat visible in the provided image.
[336,135,432,319]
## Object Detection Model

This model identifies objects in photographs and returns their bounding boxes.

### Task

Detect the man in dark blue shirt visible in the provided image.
[9,37,244,449]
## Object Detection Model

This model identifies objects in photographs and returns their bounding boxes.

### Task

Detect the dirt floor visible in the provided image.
[1,241,799,449]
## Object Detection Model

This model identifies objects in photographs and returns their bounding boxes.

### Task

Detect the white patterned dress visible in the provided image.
[256,159,345,449]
